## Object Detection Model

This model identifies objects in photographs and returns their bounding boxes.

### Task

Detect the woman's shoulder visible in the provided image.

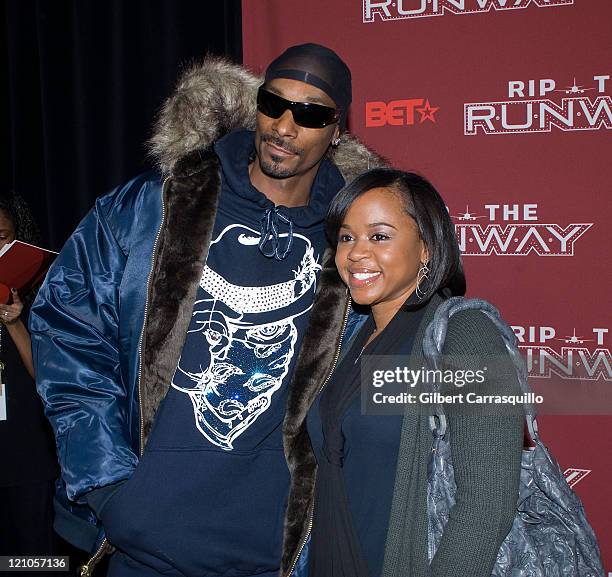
[438,302,510,357]
[433,300,522,397]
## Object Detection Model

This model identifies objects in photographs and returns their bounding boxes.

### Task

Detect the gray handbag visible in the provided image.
[422,297,604,577]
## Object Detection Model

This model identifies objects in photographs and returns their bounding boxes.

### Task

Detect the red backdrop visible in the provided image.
[243,0,612,569]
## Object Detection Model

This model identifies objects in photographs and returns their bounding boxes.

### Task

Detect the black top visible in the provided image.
[0,313,58,487]
[307,296,427,577]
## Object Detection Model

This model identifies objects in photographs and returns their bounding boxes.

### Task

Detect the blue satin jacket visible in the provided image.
[30,162,369,565]
[30,171,164,550]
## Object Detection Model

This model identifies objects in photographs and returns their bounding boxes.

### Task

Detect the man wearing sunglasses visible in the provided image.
[30,43,381,577]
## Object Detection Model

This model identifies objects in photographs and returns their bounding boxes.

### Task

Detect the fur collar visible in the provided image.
[140,150,221,442]
[147,57,385,181]
[281,253,349,572]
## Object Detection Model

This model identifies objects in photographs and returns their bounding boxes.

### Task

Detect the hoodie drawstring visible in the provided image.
[259,207,294,260]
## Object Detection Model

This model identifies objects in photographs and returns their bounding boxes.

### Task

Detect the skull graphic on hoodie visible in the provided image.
[171,223,321,450]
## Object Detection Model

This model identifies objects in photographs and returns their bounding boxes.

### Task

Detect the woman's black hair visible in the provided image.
[326,167,466,302]
[0,191,41,304]
[0,190,40,245]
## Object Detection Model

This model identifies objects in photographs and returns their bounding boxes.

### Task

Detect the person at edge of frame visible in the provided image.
[0,191,59,568]
[29,44,383,577]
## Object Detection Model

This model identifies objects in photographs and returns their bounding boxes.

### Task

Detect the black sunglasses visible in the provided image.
[257,87,340,129]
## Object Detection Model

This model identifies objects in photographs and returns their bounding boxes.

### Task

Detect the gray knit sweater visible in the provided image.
[381,294,524,577]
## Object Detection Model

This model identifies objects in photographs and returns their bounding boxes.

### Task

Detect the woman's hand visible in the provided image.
[0,289,35,378]
[0,288,23,325]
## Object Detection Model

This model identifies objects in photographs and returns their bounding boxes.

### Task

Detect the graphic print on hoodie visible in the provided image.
[102,130,345,577]
[171,218,321,450]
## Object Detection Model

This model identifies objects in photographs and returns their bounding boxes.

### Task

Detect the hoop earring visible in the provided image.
[415,261,430,300]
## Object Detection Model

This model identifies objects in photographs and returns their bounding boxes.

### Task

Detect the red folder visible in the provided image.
[0,240,57,303]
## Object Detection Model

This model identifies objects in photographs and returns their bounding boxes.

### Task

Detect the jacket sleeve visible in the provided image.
[30,186,142,503]
[429,309,524,577]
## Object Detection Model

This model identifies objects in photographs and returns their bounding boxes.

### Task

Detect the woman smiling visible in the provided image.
[303,168,524,577]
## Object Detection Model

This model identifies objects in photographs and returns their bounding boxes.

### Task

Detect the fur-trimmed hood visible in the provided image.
[148,56,385,179]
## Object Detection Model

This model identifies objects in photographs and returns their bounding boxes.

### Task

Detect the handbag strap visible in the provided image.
[422,296,539,442]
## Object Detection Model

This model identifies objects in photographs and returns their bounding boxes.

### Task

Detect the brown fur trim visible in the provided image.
[281,248,350,573]
[329,133,388,184]
[140,149,221,444]
[148,58,260,176]
[148,57,387,180]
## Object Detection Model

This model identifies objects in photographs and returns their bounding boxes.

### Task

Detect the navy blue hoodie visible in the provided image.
[99,130,345,576]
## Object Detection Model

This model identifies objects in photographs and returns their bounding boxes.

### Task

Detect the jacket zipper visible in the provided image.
[78,541,108,577]
[285,293,352,577]
[137,177,169,455]
[79,178,169,577]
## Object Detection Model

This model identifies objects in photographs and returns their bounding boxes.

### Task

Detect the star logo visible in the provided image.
[416,100,439,123]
